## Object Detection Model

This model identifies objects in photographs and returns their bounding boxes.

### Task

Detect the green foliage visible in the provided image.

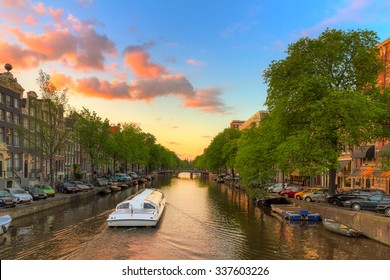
[262,28,385,194]
[197,128,241,172]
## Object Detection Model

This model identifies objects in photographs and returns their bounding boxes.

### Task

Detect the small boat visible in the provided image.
[0,215,12,235]
[271,204,320,221]
[322,217,362,237]
[107,188,166,227]
[109,183,121,192]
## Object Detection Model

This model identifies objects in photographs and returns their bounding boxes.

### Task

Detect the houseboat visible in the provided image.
[107,188,166,227]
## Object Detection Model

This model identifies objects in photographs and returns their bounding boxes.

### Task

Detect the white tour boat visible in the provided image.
[107,188,166,227]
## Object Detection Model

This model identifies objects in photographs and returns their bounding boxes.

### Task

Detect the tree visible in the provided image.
[71,108,111,178]
[36,70,69,187]
[200,128,241,173]
[262,29,385,194]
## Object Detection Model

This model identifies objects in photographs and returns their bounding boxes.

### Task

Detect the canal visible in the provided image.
[1,172,390,260]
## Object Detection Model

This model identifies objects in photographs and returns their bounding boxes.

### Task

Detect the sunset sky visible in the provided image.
[1,0,389,160]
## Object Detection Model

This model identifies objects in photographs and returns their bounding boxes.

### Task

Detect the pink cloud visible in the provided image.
[124,50,167,79]
[182,88,228,113]
[10,27,77,60]
[51,72,227,113]
[129,74,195,101]
[0,41,40,68]
[186,58,205,66]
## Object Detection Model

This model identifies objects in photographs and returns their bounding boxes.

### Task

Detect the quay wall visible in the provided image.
[290,199,390,246]
[0,189,98,219]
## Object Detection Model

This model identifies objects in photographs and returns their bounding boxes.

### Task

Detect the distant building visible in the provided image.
[378,37,390,88]
[230,120,245,130]
[238,110,268,131]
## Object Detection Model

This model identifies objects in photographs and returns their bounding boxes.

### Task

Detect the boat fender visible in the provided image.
[2,225,7,233]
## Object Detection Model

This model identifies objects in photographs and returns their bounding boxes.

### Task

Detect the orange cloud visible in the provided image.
[129,74,195,101]
[125,50,167,79]
[0,41,40,68]
[50,72,227,113]
[183,88,228,113]
[10,27,77,60]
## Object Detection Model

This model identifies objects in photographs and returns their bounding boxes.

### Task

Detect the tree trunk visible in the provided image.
[328,168,337,195]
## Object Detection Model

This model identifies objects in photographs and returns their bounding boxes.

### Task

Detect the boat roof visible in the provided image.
[124,188,163,205]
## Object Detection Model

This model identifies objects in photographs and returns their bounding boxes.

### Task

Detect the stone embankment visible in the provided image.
[290,198,390,246]
[0,188,100,219]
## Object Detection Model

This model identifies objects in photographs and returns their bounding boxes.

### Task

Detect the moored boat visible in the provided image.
[271,204,320,221]
[107,188,166,227]
[0,214,12,235]
[322,217,362,237]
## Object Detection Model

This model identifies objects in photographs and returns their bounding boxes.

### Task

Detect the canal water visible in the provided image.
[1,172,390,260]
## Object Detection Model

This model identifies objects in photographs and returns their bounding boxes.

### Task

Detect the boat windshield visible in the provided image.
[144,203,156,209]
[117,202,130,210]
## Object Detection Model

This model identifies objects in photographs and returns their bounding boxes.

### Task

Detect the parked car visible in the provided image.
[93,178,111,187]
[112,173,131,182]
[376,201,390,217]
[327,188,384,206]
[344,194,390,211]
[269,183,289,193]
[72,181,92,192]
[5,188,33,204]
[303,189,328,202]
[279,186,307,198]
[56,182,79,193]
[24,186,47,200]
[0,190,17,208]
[36,184,56,197]
[294,187,322,200]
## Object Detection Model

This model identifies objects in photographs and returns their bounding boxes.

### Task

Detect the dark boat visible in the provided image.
[322,217,362,237]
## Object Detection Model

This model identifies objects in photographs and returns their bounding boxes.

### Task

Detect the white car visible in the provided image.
[303,189,328,202]
[269,183,289,193]
[5,188,33,204]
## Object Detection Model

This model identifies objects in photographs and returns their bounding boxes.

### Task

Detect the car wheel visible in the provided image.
[351,203,361,211]
[296,195,302,200]
[305,197,312,202]
[330,199,339,206]
[384,208,390,217]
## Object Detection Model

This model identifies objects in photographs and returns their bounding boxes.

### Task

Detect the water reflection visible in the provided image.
[1,173,389,260]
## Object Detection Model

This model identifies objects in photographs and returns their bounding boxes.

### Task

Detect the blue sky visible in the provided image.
[1,0,389,159]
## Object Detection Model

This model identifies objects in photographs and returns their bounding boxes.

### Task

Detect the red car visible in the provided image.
[279,186,307,198]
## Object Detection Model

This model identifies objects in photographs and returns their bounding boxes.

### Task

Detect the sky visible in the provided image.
[0,0,389,160]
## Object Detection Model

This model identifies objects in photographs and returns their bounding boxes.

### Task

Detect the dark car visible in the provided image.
[0,190,17,208]
[344,194,390,211]
[56,182,79,193]
[327,188,384,206]
[376,201,390,217]
[24,186,47,200]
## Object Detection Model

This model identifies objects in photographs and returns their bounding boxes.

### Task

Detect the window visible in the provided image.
[6,128,12,145]
[14,114,20,125]
[30,107,35,117]
[14,130,20,146]
[6,156,11,171]
[14,153,20,171]
[0,109,4,121]
[6,95,12,107]
[14,98,19,109]
[23,118,28,129]
[6,111,13,123]
[117,202,130,210]
[144,203,155,209]
[0,92,4,103]
[0,127,3,142]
